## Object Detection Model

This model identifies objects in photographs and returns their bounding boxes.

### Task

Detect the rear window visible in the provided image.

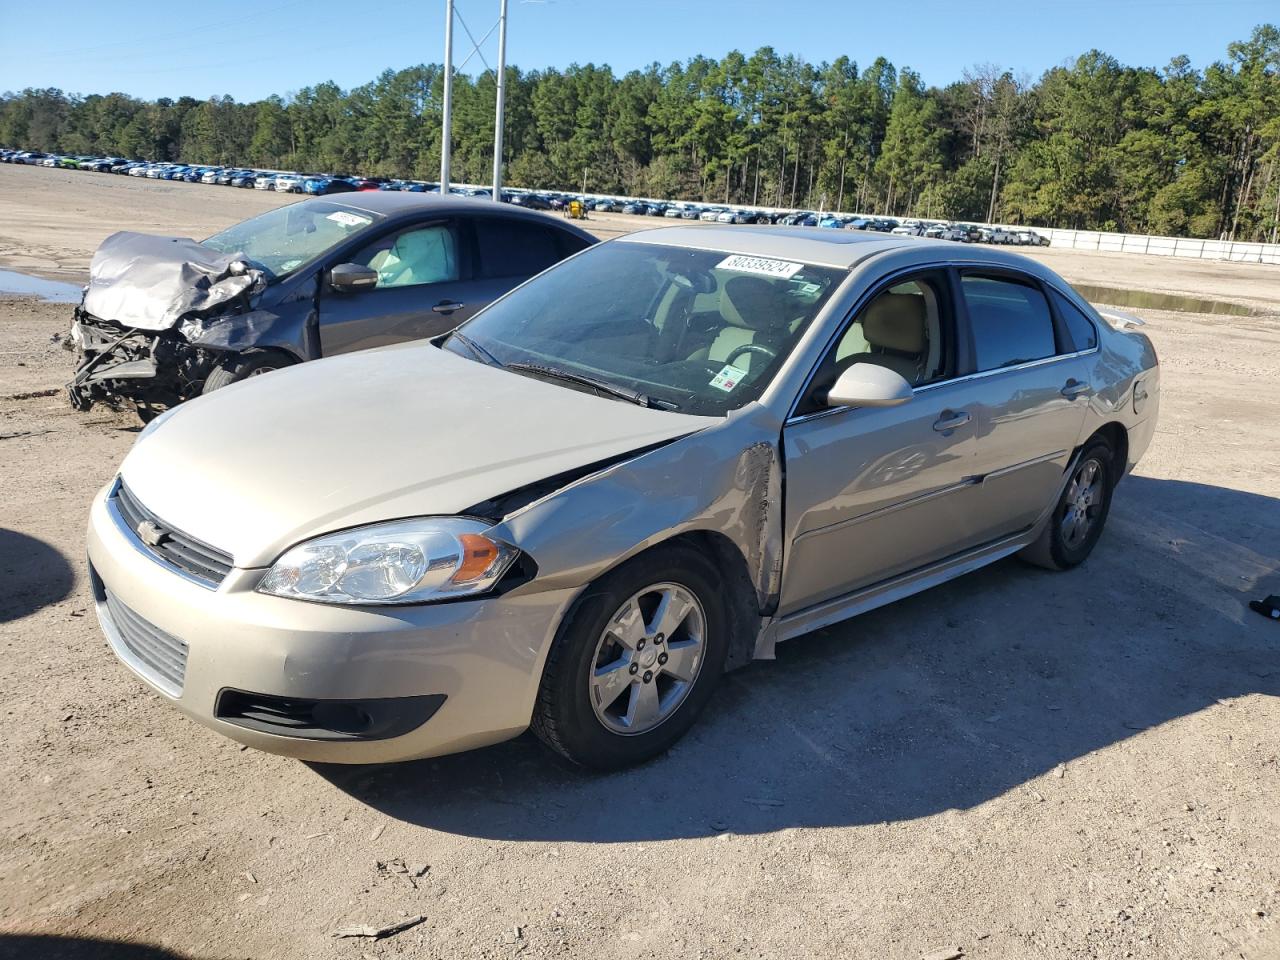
[961,274,1057,372]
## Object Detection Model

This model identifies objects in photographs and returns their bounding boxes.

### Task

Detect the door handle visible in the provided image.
[932,410,971,433]
[1061,379,1092,400]
[432,300,465,315]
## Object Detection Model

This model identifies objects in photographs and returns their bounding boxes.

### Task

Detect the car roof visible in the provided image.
[615,224,922,268]
[314,191,596,239]
[614,224,1061,276]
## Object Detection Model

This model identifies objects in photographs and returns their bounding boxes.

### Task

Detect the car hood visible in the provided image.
[119,342,714,568]
[82,231,267,331]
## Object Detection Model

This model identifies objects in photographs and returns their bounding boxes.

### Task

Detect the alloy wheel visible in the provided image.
[588,582,706,736]
[1061,457,1104,548]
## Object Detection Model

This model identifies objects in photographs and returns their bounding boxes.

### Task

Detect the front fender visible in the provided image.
[490,403,785,618]
[179,303,315,361]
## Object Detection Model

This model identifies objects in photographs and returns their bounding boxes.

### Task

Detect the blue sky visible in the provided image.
[1,0,1274,102]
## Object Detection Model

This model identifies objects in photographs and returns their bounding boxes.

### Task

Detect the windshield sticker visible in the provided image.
[716,254,804,279]
[326,211,372,228]
[709,363,748,393]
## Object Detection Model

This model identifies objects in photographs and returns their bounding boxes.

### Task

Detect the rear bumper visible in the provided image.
[1125,413,1158,476]
[87,482,577,763]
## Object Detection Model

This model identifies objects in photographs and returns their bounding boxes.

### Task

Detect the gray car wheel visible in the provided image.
[532,543,727,769]
[1019,437,1115,570]
[202,352,292,394]
[587,581,708,736]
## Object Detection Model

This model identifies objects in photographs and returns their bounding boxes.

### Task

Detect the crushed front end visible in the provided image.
[66,230,269,420]
[67,308,225,418]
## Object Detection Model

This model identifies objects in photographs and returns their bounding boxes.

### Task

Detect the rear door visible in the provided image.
[956,270,1093,541]
[317,219,474,355]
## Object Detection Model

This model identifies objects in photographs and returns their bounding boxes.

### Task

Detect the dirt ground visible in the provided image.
[1,163,1278,960]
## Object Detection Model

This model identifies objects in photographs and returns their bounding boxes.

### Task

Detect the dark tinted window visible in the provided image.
[556,230,592,258]
[1049,288,1098,351]
[961,274,1057,371]
[473,219,569,279]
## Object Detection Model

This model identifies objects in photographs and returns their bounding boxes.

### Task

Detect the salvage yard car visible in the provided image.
[87,226,1159,769]
[67,193,595,421]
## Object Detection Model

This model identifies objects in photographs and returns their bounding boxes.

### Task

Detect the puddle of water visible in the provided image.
[0,268,82,303]
[1073,283,1261,318]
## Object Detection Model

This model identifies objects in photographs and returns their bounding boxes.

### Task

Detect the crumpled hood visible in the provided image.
[83,231,266,331]
[119,342,713,567]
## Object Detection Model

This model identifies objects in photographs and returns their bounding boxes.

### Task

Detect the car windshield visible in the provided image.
[202,201,377,280]
[444,241,846,416]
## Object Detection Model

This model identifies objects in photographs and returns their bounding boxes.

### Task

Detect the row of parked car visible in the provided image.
[1,147,1050,246]
[504,196,1049,245]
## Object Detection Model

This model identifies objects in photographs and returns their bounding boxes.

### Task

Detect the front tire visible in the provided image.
[202,352,291,394]
[531,544,728,770]
[1019,438,1115,570]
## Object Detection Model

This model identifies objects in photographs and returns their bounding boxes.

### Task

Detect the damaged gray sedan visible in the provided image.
[87,226,1159,769]
[68,193,593,420]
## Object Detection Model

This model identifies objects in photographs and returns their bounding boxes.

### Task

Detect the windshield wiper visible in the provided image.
[506,362,679,410]
[448,331,503,368]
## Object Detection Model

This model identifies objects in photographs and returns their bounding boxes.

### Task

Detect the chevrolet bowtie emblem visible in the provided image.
[136,519,168,547]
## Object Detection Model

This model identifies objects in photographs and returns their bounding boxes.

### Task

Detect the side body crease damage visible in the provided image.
[489,402,786,669]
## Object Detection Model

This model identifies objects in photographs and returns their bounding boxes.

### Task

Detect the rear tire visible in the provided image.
[531,544,728,770]
[202,352,292,394]
[1019,438,1115,571]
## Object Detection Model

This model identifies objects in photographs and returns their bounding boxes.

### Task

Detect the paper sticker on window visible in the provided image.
[716,254,803,279]
[326,211,372,228]
[709,363,748,393]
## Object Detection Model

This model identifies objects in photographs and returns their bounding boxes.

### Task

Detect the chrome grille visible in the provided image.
[103,588,188,696]
[111,482,233,587]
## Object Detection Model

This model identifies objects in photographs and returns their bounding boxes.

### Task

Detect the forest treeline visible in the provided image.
[2,24,1278,240]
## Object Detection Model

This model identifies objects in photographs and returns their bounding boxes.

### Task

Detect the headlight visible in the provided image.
[258,517,518,605]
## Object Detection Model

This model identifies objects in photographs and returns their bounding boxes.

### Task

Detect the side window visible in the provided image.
[1048,288,1099,352]
[556,230,592,259]
[796,273,952,416]
[474,218,567,280]
[960,274,1057,372]
[352,223,459,288]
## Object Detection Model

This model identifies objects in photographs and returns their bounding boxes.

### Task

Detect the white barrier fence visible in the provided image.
[1039,228,1280,265]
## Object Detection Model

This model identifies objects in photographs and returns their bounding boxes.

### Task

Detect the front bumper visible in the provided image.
[86,483,577,763]
[67,316,166,410]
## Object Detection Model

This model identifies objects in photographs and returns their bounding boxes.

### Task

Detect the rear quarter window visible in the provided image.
[1049,288,1099,351]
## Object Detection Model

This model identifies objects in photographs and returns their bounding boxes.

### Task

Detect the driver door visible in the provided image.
[318,220,476,356]
[778,271,986,614]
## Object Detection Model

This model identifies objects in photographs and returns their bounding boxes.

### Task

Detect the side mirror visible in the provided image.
[329,263,379,293]
[826,362,913,409]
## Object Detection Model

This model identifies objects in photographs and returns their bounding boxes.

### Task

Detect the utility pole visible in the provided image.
[440,0,454,192]
[491,0,508,200]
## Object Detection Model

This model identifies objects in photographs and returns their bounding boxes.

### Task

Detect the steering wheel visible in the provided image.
[723,343,777,368]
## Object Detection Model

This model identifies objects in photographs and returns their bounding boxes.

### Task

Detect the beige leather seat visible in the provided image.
[687,276,792,371]
[840,292,928,384]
